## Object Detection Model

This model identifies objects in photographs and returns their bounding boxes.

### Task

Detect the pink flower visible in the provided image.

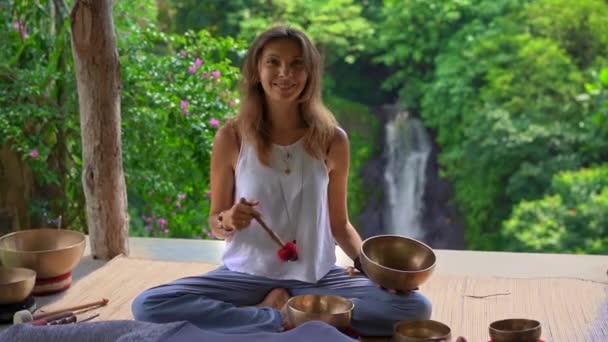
[180,50,188,57]
[188,59,203,74]
[211,70,221,78]
[157,218,168,227]
[178,193,187,200]
[28,149,39,158]
[175,201,182,208]
[144,225,151,232]
[180,100,189,115]
[201,72,209,78]
[209,118,220,128]
[13,20,28,39]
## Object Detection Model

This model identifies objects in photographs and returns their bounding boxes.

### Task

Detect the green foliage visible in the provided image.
[373,0,522,109]
[238,0,374,63]
[115,4,244,238]
[0,0,83,226]
[525,0,608,69]
[1,0,243,239]
[374,0,608,251]
[160,0,246,37]
[163,0,374,65]
[326,96,382,225]
[114,0,158,28]
[5,0,606,253]
[579,67,608,139]
[503,165,608,254]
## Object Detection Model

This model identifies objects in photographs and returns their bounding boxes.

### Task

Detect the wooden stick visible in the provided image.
[78,313,100,323]
[252,215,286,247]
[33,298,109,320]
[239,197,285,247]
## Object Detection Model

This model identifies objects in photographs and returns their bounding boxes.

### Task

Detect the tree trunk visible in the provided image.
[0,146,32,235]
[70,0,129,258]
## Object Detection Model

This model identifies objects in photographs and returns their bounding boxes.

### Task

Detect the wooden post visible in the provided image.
[0,146,32,234]
[70,0,129,258]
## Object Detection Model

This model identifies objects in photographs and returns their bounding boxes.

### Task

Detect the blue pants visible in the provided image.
[132,265,432,336]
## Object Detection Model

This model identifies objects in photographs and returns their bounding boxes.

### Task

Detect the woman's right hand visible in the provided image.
[223,198,260,232]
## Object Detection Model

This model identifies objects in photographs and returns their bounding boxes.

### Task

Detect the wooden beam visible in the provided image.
[70,0,129,258]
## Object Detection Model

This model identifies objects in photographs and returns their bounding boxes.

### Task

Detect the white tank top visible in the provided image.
[222,137,336,283]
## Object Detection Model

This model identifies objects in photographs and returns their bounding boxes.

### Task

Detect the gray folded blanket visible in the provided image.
[0,320,356,342]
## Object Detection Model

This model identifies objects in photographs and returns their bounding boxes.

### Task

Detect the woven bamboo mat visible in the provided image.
[38,256,608,341]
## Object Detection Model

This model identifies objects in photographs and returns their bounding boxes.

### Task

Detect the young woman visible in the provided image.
[132,25,431,336]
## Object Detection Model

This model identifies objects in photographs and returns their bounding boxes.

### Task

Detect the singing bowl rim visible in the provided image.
[286,294,355,316]
[393,319,452,340]
[489,318,541,335]
[0,228,86,254]
[361,234,437,274]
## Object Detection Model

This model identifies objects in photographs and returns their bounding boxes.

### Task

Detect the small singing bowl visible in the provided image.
[286,294,354,330]
[0,267,36,305]
[0,229,86,279]
[360,235,436,291]
[392,320,452,342]
[489,318,541,342]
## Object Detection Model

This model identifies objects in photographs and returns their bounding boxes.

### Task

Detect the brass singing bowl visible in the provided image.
[360,235,436,291]
[0,267,36,305]
[392,320,452,342]
[489,319,541,342]
[286,294,354,330]
[0,229,86,279]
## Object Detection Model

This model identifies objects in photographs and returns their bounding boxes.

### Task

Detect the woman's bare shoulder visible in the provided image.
[212,120,240,161]
[325,126,349,171]
[329,126,349,152]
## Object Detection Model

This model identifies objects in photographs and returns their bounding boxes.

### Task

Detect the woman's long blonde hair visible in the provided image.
[233,25,337,166]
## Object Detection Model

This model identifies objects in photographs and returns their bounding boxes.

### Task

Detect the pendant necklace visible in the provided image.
[276,144,304,252]
[280,148,292,175]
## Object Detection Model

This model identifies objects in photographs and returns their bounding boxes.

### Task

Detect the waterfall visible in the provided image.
[384,112,432,239]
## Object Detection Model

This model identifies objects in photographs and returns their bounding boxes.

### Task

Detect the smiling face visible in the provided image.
[257,38,309,104]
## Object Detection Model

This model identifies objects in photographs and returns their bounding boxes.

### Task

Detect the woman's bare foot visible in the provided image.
[256,288,292,330]
[256,288,290,310]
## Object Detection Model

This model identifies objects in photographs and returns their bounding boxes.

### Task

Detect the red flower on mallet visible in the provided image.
[278,240,298,262]
[240,198,299,262]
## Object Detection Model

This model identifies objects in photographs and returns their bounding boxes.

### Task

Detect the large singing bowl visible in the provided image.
[360,235,436,291]
[0,229,86,279]
[0,267,36,304]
